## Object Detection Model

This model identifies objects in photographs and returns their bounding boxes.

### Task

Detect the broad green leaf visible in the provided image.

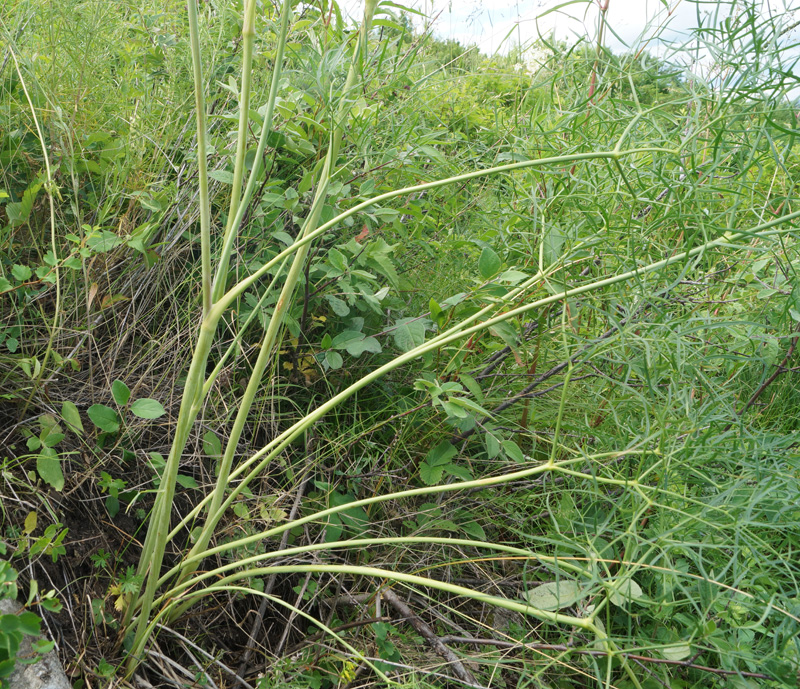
[458,374,483,402]
[208,169,234,184]
[331,331,381,357]
[502,440,525,463]
[203,431,222,457]
[497,269,528,284]
[478,246,501,279]
[444,463,473,481]
[17,612,41,636]
[86,231,124,253]
[325,350,343,369]
[392,317,425,352]
[130,398,166,419]
[419,462,445,485]
[111,380,131,406]
[324,513,343,542]
[11,264,32,282]
[176,475,198,489]
[87,404,120,433]
[524,580,587,611]
[485,432,501,459]
[542,223,566,266]
[442,401,470,419]
[329,492,369,536]
[60,401,83,434]
[37,448,64,491]
[661,644,692,661]
[461,520,486,540]
[446,396,493,418]
[608,576,645,606]
[426,441,458,467]
[324,295,350,316]
[489,321,518,348]
[328,248,348,273]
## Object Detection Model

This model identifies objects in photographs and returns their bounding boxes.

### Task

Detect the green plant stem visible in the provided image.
[166,205,800,547]
[211,0,292,302]
[7,46,61,412]
[225,0,255,240]
[157,536,595,609]
[156,449,645,592]
[186,0,212,317]
[181,0,378,583]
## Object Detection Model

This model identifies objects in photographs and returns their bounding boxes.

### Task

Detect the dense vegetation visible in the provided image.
[2,0,800,687]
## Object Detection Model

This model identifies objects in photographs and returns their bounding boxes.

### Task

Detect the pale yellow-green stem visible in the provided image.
[211,0,293,301]
[187,0,212,316]
[181,0,378,582]
[7,46,61,410]
[212,0,256,300]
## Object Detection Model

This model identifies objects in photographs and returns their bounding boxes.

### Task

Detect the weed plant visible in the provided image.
[1,0,800,687]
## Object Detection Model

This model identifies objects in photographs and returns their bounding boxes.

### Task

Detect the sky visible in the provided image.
[340,0,800,59]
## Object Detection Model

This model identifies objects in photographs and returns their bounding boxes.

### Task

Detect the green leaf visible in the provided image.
[329,492,369,537]
[660,644,692,661]
[176,475,198,489]
[37,448,64,492]
[446,396,494,418]
[203,431,222,457]
[478,246,502,279]
[485,432,501,459]
[87,404,120,433]
[542,224,566,266]
[392,317,425,352]
[324,295,350,316]
[502,440,525,463]
[111,380,131,406]
[130,398,166,419]
[11,264,32,282]
[208,169,235,184]
[419,462,445,485]
[608,576,645,606]
[443,463,473,481]
[17,612,41,636]
[458,374,484,402]
[497,269,529,284]
[60,401,84,434]
[461,520,486,540]
[347,336,382,357]
[331,331,382,357]
[325,350,343,369]
[327,248,348,273]
[489,321,518,348]
[86,230,124,253]
[425,441,457,467]
[524,580,587,611]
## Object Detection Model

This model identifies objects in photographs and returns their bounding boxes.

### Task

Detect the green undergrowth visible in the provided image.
[1,0,800,687]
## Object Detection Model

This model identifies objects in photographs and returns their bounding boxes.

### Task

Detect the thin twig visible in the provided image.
[724,322,800,432]
[381,588,484,688]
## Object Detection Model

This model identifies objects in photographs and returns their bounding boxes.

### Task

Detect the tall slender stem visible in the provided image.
[187,0,212,316]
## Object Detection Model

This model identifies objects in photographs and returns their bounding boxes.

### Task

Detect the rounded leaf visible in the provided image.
[478,247,502,279]
[87,404,120,433]
[111,379,131,406]
[524,580,587,611]
[130,398,166,419]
